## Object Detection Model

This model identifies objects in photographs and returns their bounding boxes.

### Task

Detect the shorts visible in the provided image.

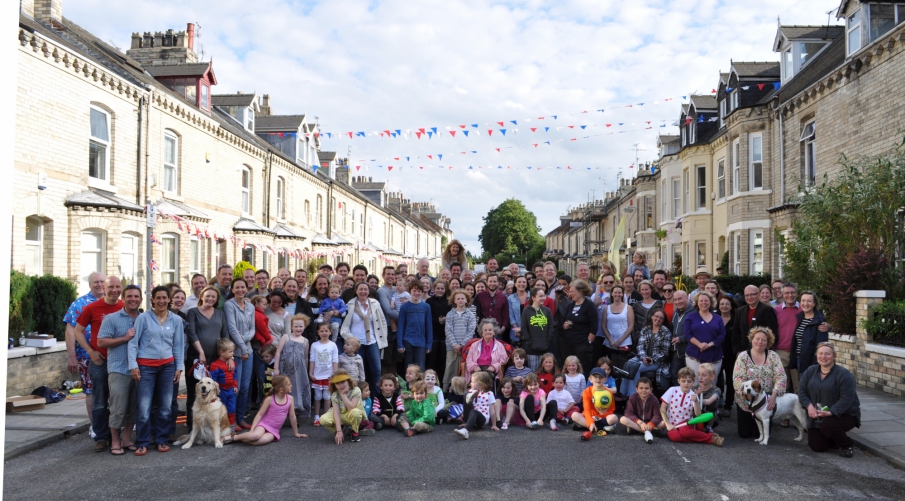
[312,379,330,401]
[77,357,94,395]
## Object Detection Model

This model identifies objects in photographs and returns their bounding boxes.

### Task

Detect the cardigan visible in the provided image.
[464,338,509,383]
[683,311,726,363]
[791,310,828,373]
[224,298,255,356]
[798,363,861,428]
[732,349,787,410]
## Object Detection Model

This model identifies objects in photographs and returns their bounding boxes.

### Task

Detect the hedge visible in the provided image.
[8,272,78,340]
[671,274,772,295]
[9,270,35,335]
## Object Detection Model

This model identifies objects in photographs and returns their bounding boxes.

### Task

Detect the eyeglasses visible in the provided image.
[662,288,674,293]
[602,281,614,285]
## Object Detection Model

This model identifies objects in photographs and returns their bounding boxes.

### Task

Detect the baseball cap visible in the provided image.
[590,367,609,379]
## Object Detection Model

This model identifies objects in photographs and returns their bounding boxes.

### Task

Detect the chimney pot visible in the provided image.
[187,23,195,50]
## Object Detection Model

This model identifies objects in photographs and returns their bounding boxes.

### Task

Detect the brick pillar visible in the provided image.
[855,290,886,342]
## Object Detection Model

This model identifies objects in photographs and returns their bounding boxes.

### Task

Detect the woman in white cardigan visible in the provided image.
[341,282,389,391]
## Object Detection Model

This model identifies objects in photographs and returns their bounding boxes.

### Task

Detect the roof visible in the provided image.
[212,93,256,107]
[145,62,212,79]
[318,151,337,163]
[272,224,306,240]
[65,189,144,212]
[659,134,680,144]
[690,95,718,111]
[233,218,275,234]
[777,25,844,43]
[332,234,354,245]
[365,242,387,252]
[155,199,209,220]
[255,115,306,132]
[311,233,338,245]
[778,32,847,105]
[731,62,781,79]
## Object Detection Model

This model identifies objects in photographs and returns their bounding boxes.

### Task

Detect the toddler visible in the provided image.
[626,251,650,280]
[536,353,556,394]
[358,382,377,436]
[619,377,666,443]
[373,374,404,429]
[309,323,339,427]
[660,367,723,446]
[319,284,347,342]
[496,377,524,430]
[235,375,307,445]
[519,373,558,430]
[338,337,366,384]
[444,376,467,424]
[398,364,423,400]
[454,371,499,439]
[320,370,366,444]
[563,356,587,406]
[504,348,533,393]
[572,367,619,440]
[390,279,411,320]
[259,344,277,396]
[423,369,445,416]
[252,295,273,346]
[548,374,577,425]
[397,381,436,436]
[693,363,722,432]
[209,339,238,427]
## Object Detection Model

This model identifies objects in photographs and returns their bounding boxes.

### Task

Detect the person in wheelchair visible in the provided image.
[621,308,672,397]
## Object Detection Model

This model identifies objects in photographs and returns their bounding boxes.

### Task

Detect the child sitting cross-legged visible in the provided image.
[423,369,445,418]
[495,377,525,430]
[619,377,666,443]
[396,381,436,436]
[571,367,619,440]
[504,348,533,393]
[443,376,467,424]
[547,374,578,425]
[373,374,403,430]
[660,367,723,447]
[320,370,366,444]
[519,373,559,430]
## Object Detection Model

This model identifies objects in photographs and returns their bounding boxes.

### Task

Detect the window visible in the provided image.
[276,177,285,220]
[683,242,690,275]
[278,252,289,270]
[80,230,105,294]
[681,127,686,147]
[161,233,178,284]
[304,200,311,227]
[24,216,44,276]
[847,7,862,55]
[241,167,251,216]
[731,91,739,110]
[262,250,269,272]
[213,239,221,273]
[120,234,139,288]
[163,131,178,193]
[733,233,741,275]
[316,195,323,230]
[342,204,347,232]
[246,107,255,131]
[869,4,897,44]
[750,230,764,274]
[683,171,689,214]
[799,42,826,68]
[662,180,668,222]
[89,107,110,181]
[332,198,337,230]
[671,178,681,218]
[645,196,653,229]
[782,48,793,81]
[717,159,726,199]
[696,165,707,209]
[189,236,201,274]
[696,241,706,267]
[297,137,306,166]
[201,84,210,110]
[242,245,255,265]
[732,139,740,194]
[719,100,726,127]
[749,133,763,190]
[352,209,357,235]
[800,121,817,185]
[689,122,695,144]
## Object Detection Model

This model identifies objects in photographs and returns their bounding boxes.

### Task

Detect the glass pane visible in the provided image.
[163,237,176,269]
[849,25,862,53]
[242,169,249,188]
[164,165,175,192]
[869,4,895,42]
[89,142,106,180]
[784,49,793,78]
[697,242,706,266]
[162,272,175,284]
[719,179,725,199]
[90,108,108,141]
[120,236,136,284]
[190,239,200,271]
[242,246,254,264]
[753,163,763,188]
[164,135,176,164]
[25,217,42,241]
[799,42,825,67]
[242,191,249,214]
[751,136,762,162]
[201,85,209,109]
[752,232,764,274]
[185,84,196,102]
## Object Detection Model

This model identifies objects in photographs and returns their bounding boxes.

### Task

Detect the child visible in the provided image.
[274,314,312,420]
[660,367,723,446]
[563,356,587,406]
[358,382,377,436]
[309,323,339,427]
[504,348,533,393]
[444,289,476,392]
[495,377,523,430]
[548,374,578,425]
[444,376,467,424]
[619,377,666,443]
[398,364,423,395]
[397,381,436,436]
[519,373,558,430]
[252,296,273,347]
[587,357,618,395]
[209,339,238,428]
[338,337,366,384]
[259,344,277,396]
[536,353,556,395]
[319,370,366,444]
[373,374,404,430]
[572,367,619,440]
[397,281,433,372]
[693,363,722,432]
[423,369,445,417]
[454,371,499,439]
[390,279,411,331]
[235,375,307,445]
[626,251,650,280]
[319,284,347,342]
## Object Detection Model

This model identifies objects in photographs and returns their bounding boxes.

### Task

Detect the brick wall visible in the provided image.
[6,343,71,397]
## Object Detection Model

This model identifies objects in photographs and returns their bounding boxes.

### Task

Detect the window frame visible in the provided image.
[732,138,741,194]
[304,200,311,227]
[847,7,863,55]
[24,216,44,276]
[80,229,106,295]
[120,233,139,289]
[89,106,111,182]
[696,165,707,209]
[733,233,741,275]
[163,130,179,194]
[696,241,707,267]
[189,236,201,275]
[750,229,764,275]
[800,121,817,186]
[275,177,285,220]
[245,107,255,131]
[161,233,179,285]
[717,158,726,200]
[671,178,681,218]
[241,166,251,217]
[683,170,689,214]
[749,133,763,190]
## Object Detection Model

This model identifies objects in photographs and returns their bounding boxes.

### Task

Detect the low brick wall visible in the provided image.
[6,342,73,397]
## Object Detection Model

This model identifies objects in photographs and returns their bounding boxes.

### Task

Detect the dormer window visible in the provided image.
[730,90,739,111]
[146,63,217,112]
[246,107,254,131]
[781,40,829,82]
[847,4,905,56]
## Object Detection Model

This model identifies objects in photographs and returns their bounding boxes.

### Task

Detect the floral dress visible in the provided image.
[279,337,312,416]
[732,350,787,411]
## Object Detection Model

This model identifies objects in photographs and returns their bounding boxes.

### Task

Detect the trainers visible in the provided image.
[719,408,731,418]
[342,425,352,437]
[562,417,571,425]
[501,422,509,430]
[530,421,539,429]
[603,425,616,433]
[550,420,558,431]
[350,432,361,442]
[454,428,469,440]
[405,428,415,437]
[644,431,654,444]
[88,426,96,439]
[712,436,724,447]
[359,428,376,436]
[581,431,593,441]
[572,424,584,431]
[313,415,320,427]
[839,447,853,458]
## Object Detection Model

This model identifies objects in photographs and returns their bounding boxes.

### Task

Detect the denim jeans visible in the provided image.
[403,341,426,371]
[252,350,266,406]
[136,362,176,448]
[87,360,110,442]
[234,354,253,423]
[357,341,382,391]
[621,358,660,396]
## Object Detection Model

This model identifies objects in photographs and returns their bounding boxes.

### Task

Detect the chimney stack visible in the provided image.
[259,94,272,116]
[33,0,62,23]
[187,23,195,50]
[125,24,198,65]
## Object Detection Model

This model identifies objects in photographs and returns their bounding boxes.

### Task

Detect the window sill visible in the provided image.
[725,189,772,202]
[87,177,117,194]
[715,198,727,206]
[162,193,184,203]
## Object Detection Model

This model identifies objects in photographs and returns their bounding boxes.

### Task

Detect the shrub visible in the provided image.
[715,274,772,296]
[232,261,256,280]
[862,300,905,347]
[31,274,77,340]
[825,246,893,333]
[9,270,35,335]
[307,257,327,277]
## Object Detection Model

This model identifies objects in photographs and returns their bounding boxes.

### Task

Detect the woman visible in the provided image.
[529,279,556,311]
[294,269,309,299]
[448,277,462,292]
[265,290,292,342]
[759,284,773,304]
[185,286,230,429]
[170,289,187,315]
[167,289,191,437]
[507,275,530,344]
[441,239,467,270]
[225,277,255,430]
[367,274,380,293]
[307,274,330,311]
[717,295,736,418]
[128,286,184,455]
[684,291,725,383]
[343,277,356,294]
[474,280,487,296]
[283,279,300,316]
[705,280,722,301]
[798,342,860,457]
[426,280,452,379]
[632,280,664,342]
[661,282,676,320]
[732,326,787,439]
[559,279,597,376]
[268,276,284,292]
[525,272,536,289]
[521,287,554,370]
[600,285,634,352]
[340,282,388,391]
[463,283,478,323]
[792,291,830,385]
[622,308,671,396]
[464,318,509,383]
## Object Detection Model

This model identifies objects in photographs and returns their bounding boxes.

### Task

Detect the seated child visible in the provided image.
[444,376,467,424]
[495,377,525,430]
[423,369,445,416]
[572,367,619,440]
[398,364,423,411]
[586,357,617,395]
[235,375,307,445]
[390,280,411,331]
[619,377,666,443]
[504,348,533,393]
[319,284,348,341]
[338,337,366,384]
[519,373,558,430]
[319,370,366,444]
[660,367,723,447]
[548,374,578,424]
[208,339,238,428]
[373,374,403,430]
[397,381,436,436]
[259,344,277,396]
[536,353,556,395]
[358,382,377,436]
[693,363,722,432]
[453,371,499,439]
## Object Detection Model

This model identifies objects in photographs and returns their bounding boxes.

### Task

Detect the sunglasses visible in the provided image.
[662,288,674,293]
[602,281,614,285]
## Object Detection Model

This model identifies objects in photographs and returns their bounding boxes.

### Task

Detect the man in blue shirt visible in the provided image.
[64,272,106,436]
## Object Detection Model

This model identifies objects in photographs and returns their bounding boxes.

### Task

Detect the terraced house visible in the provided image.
[13,0,451,293]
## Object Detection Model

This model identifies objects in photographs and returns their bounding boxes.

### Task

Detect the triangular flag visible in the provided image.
[497,121,504,127]
[416,132,422,139]
[471,124,478,128]
[580,125,587,129]
[487,130,493,136]
[395,129,401,135]
[406,156,410,161]
[431,127,437,134]
[427,131,433,138]
[500,129,506,135]
[355,165,361,171]
[450,131,456,137]
[552,115,557,119]
[544,127,550,132]
[757,83,765,90]
[533,143,538,147]
[773,81,781,90]
[463,130,469,137]
[510,120,517,125]
[428,155,433,159]
[711,88,717,93]
[495,148,500,152]
[438,154,442,160]
[568,125,575,129]
[606,124,612,127]
[531,127,537,132]
[388,166,393,171]
[459,125,466,129]
[394,157,400,160]
[419,128,425,133]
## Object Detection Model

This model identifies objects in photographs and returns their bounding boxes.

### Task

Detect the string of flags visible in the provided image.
[711,82,781,94]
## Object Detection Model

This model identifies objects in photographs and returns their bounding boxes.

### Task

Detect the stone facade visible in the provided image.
[6,343,70,397]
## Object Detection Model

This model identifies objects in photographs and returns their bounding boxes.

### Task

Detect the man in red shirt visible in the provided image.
[75,276,124,452]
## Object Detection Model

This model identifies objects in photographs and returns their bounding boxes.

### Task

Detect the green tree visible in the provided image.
[478,199,544,263]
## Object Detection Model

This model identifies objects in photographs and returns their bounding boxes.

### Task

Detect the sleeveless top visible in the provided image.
[605,304,631,347]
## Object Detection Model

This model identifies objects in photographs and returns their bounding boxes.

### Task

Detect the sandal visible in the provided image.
[157,444,170,453]
[134,446,148,456]
[122,443,138,451]
[110,447,125,456]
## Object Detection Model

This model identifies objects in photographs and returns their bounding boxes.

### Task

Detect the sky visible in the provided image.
[62,0,842,255]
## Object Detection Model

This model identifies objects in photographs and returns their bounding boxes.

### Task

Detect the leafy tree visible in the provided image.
[478,199,544,262]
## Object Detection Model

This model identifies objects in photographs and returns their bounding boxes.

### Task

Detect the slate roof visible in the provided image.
[233,218,274,234]
[212,93,256,107]
[779,25,844,41]
[255,115,306,132]
[659,134,680,144]
[65,189,144,211]
[311,233,338,245]
[332,234,354,245]
[318,151,337,163]
[145,62,211,78]
[156,199,209,220]
[732,62,781,79]
[272,224,306,240]
[690,95,718,110]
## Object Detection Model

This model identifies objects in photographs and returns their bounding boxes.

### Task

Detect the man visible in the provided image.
[335,262,351,282]
[543,261,558,301]
[622,275,642,305]
[651,270,669,300]
[533,262,544,277]
[449,262,463,280]
[377,266,400,371]
[242,268,256,289]
[594,273,616,307]
[438,268,452,282]
[486,258,499,274]
[96,284,142,455]
[64,271,106,437]
[773,282,831,390]
[501,270,512,284]
[215,264,233,308]
[250,269,270,298]
[460,269,474,284]
[342,264,378,302]
[507,263,520,278]
[474,274,509,338]
[770,279,785,307]
[184,273,207,310]
[277,268,291,283]
[688,268,710,303]
[74,276,124,452]
[732,285,779,355]
[670,290,694,386]
[318,263,334,280]
[415,258,434,285]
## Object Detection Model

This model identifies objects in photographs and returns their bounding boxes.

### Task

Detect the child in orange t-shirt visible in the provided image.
[571,367,618,440]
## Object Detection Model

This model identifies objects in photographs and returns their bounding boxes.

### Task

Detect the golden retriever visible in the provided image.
[173,377,233,449]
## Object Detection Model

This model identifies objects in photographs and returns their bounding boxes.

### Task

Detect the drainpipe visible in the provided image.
[326,180,333,239]
[772,95,785,202]
[264,151,272,222]
[136,96,144,206]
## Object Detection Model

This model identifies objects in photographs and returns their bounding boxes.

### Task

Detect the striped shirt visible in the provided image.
[97,308,140,375]
[445,308,477,350]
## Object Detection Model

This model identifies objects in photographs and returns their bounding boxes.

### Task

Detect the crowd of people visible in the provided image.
[64,240,861,457]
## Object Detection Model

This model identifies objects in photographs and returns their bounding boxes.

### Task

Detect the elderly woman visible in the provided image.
[684,291,725,384]
[798,342,860,457]
[559,279,598,375]
[340,281,388,392]
[128,286,185,455]
[225,277,255,430]
[732,326,787,439]
[465,318,509,383]
[622,308,671,396]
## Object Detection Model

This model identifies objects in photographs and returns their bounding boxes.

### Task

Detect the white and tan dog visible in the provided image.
[741,380,807,446]
[173,377,233,449]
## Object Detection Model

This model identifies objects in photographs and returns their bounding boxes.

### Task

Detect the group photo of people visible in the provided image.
[65,240,861,457]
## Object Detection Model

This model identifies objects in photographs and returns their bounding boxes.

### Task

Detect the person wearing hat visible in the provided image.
[689,268,712,303]
[570,367,618,439]
[319,370,366,444]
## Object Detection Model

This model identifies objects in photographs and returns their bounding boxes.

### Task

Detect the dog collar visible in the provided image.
[748,393,771,413]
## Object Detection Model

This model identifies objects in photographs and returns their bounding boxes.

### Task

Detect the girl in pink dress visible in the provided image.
[235,375,307,445]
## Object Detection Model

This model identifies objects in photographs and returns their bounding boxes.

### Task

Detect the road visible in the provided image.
[4,415,905,500]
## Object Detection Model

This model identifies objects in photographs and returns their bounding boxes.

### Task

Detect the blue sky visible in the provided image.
[62,0,842,255]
